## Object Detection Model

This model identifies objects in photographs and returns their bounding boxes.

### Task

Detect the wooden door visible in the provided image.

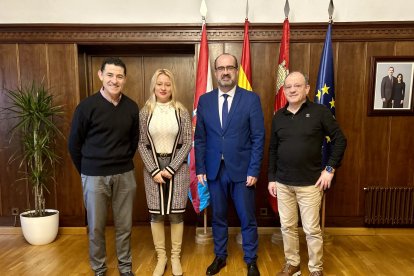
[84,53,195,224]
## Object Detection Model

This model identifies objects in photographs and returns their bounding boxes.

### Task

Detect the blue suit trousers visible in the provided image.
[209,161,258,264]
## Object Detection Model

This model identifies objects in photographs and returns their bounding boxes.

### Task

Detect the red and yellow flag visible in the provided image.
[238,19,252,91]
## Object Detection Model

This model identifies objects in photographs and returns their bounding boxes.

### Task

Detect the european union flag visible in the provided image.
[315,23,335,167]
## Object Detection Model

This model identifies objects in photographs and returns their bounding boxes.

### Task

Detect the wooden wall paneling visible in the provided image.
[142,55,195,113]
[119,56,147,225]
[207,43,224,89]
[18,44,48,86]
[224,42,242,68]
[77,51,88,101]
[289,43,311,83]
[387,42,414,186]
[308,42,323,100]
[0,44,23,221]
[387,116,414,186]
[364,42,396,188]
[90,57,104,94]
[327,42,368,226]
[47,44,85,226]
[395,41,414,56]
[251,42,279,224]
[120,56,146,225]
[1,23,414,227]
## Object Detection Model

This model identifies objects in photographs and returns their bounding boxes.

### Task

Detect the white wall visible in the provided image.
[0,0,412,24]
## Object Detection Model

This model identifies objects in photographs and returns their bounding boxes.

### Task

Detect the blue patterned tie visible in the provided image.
[222,94,229,129]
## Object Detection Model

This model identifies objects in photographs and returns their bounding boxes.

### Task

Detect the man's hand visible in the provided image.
[268,181,277,197]
[246,176,257,187]
[197,174,207,186]
[315,170,334,191]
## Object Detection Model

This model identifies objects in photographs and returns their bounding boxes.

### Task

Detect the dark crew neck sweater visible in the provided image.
[268,99,347,186]
[68,92,139,176]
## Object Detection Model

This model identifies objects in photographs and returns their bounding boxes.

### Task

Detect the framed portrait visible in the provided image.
[368,56,414,116]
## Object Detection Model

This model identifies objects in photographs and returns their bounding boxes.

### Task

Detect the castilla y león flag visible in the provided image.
[188,22,212,214]
[269,18,290,214]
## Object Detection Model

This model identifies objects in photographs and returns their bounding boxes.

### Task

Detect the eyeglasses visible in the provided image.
[215,66,237,72]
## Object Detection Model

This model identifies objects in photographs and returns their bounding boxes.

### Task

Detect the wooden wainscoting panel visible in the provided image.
[328,42,367,220]
[388,116,414,186]
[289,43,311,76]
[18,44,48,87]
[364,41,396,187]
[0,44,22,217]
[48,44,85,226]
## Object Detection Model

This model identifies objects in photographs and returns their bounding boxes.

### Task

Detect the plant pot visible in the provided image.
[20,209,59,245]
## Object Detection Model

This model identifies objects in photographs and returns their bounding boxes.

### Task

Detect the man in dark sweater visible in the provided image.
[68,57,139,276]
[268,72,346,276]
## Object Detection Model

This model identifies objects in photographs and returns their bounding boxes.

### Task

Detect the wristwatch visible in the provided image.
[325,166,335,174]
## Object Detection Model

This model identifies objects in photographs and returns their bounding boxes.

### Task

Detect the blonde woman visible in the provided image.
[138,69,191,276]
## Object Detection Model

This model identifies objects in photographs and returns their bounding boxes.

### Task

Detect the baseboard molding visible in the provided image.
[1,226,412,236]
[0,227,87,235]
[223,227,414,236]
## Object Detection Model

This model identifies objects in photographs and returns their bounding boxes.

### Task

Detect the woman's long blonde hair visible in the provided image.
[144,68,186,113]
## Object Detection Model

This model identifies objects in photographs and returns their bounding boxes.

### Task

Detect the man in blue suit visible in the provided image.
[195,53,265,276]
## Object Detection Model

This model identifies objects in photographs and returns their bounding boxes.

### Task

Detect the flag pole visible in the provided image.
[319,0,335,245]
[271,0,290,245]
[195,0,213,244]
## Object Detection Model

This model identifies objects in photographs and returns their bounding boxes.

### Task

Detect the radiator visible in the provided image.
[364,187,414,225]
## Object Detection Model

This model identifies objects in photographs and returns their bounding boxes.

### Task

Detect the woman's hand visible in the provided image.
[161,169,172,179]
[153,172,166,184]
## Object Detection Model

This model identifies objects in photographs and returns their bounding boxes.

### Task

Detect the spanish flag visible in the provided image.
[238,19,252,91]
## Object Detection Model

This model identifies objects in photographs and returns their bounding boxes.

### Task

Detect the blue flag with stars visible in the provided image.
[315,23,335,167]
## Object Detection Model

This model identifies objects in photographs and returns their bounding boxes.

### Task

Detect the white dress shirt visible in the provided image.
[218,86,236,127]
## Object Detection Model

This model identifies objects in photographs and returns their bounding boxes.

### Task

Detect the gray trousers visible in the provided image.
[81,169,136,274]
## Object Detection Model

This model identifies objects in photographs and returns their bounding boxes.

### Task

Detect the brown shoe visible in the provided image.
[276,263,301,276]
[309,271,323,276]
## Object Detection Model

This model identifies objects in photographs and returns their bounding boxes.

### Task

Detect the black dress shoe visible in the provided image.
[120,272,134,276]
[206,256,226,275]
[247,262,260,276]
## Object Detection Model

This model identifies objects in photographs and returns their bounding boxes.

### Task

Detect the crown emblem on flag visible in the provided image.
[276,60,289,93]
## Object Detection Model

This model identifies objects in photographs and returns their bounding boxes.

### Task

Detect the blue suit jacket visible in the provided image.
[194,86,265,182]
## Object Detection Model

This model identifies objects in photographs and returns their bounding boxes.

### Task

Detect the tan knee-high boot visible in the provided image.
[151,222,167,276]
[170,222,184,276]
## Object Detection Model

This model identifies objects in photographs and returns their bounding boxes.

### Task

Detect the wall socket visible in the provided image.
[259,207,268,216]
[11,208,19,216]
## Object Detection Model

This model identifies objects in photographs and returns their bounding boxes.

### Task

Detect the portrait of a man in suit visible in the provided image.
[380,66,397,108]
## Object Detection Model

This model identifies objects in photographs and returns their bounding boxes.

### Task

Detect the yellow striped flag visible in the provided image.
[238,19,252,91]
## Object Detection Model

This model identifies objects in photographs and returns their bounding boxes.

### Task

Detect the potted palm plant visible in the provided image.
[3,82,64,245]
